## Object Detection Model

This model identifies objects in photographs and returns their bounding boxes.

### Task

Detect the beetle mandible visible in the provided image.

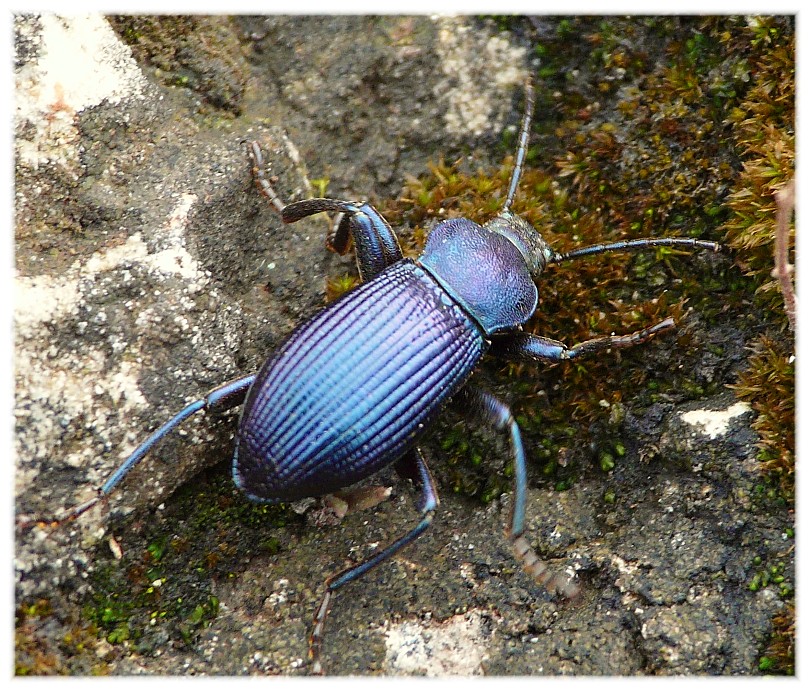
[46,80,720,673]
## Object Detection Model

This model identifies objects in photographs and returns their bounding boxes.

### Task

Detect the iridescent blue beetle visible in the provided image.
[52,81,720,673]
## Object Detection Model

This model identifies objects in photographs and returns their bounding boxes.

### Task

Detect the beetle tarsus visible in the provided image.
[247,140,287,214]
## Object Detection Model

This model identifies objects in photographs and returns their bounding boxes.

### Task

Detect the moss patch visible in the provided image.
[735,335,795,499]
[82,462,299,663]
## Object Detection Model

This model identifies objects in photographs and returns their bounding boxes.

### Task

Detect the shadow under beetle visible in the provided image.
[46,80,721,673]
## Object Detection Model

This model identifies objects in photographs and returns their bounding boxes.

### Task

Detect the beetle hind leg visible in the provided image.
[308,447,438,674]
[23,375,257,530]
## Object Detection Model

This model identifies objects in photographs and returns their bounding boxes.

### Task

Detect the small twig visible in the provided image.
[773,179,796,331]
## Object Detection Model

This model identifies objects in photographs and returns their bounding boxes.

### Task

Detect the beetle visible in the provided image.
[43,80,720,673]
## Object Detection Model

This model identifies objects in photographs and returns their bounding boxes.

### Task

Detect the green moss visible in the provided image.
[179,595,220,644]
[599,451,615,473]
[326,273,359,302]
[747,557,790,596]
[81,460,299,657]
[310,177,331,198]
[439,421,511,500]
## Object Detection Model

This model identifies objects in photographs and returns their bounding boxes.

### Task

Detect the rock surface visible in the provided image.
[14,15,792,676]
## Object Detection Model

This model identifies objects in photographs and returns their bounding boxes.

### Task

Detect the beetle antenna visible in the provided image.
[501,79,535,214]
[548,237,722,264]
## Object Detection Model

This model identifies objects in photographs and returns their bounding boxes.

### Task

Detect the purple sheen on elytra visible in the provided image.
[232,260,485,502]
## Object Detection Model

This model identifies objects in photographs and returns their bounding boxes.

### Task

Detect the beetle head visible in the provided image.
[484,211,555,279]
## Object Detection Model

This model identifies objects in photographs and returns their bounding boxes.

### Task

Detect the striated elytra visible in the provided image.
[44,80,721,673]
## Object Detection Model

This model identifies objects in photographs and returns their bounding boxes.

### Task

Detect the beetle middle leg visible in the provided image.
[455,386,579,599]
[308,447,438,674]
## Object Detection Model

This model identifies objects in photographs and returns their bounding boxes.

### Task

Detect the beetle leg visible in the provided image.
[326,209,401,274]
[456,386,579,599]
[246,140,286,214]
[329,203,402,281]
[248,142,402,281]
[42,375,257,527]
[282,197,402,282]
[489,317,675,363]
[308,447,437,674]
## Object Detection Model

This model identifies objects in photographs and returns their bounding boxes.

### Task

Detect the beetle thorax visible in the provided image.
[417,217,538,335]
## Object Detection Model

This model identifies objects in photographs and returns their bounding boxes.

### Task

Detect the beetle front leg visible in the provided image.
[308,447,438,675]
[455,386,579,599]
[247,140,286,214]
[490,317,675,363]
[247,141,402,282]
[282,198,402,282]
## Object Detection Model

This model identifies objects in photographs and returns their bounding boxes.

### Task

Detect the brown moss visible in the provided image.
[763,603,795,675]
[379,16,793,506]
[15,599,106,675]
[719,16,795,323]
[720,16,795,501]
[376,17,783,499]
[734,334,795,498]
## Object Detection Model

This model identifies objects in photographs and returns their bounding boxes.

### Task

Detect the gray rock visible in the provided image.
[14,14,791,677]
